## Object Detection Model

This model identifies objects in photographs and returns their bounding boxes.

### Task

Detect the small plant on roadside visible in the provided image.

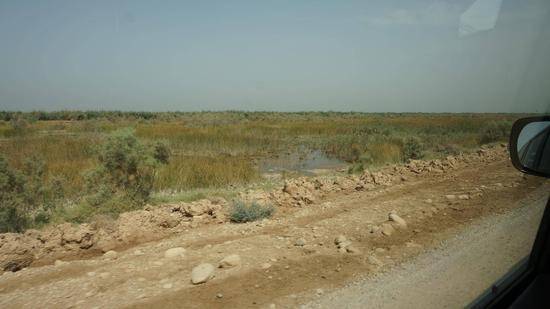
[347,162,365,174]
[229,201,274,223]
[402,137,425,161]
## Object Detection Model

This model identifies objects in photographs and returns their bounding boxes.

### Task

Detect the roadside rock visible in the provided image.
[367,255,383,267]
[99,272,111,279]
[445,194,456,201]
[54,260,67,267]
[334,235,347,245]
[334,234,354,250]
[389,212,407,229]
[337,240,352,249]
[103,250,118,260]
[191,263,215,284]
[0,233,36,272]
[381,224,395,236]
[179,199,220,217]
[370,226,381,235]
[282,178,316,205]
[346,246,361,254]
[219,254,241,268]
[294,238,306,247]
[164,247,186,259]
[361,171,392,186]
[59,223,95,249]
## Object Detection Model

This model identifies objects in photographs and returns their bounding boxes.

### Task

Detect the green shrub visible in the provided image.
[435,144,462,156]
[83,129,168,214]
[0,156,27,232]
[0,155,65,232]
[9,117,29,136]
[479,121,512,144]
[229,201,274,223]
[347,163,365,174]
[402,137,425,161]
[152,140,171,164]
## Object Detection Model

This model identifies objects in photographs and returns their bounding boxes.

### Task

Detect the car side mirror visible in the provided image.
[510,116,550,178]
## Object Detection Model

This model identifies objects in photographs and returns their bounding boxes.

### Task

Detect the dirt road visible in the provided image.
[305,186,548,308]
[0,148,548,309]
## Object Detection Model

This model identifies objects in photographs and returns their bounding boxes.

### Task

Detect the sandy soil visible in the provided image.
[0,153,547,309]
[304,186,548,309]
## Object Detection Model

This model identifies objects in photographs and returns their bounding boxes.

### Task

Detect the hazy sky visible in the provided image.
[1,0,549,112]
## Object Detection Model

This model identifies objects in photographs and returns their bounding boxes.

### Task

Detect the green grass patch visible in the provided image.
[229,201,274,223]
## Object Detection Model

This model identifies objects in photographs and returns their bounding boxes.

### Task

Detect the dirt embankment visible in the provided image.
[0,144,547,309]
[0,145,515,273]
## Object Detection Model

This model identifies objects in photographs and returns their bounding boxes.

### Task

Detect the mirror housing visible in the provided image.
[509,116,550,178]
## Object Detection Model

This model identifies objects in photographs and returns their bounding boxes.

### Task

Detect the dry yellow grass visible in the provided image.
[0,112,520,199]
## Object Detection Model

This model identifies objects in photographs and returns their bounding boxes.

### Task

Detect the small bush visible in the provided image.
[435,144,462,156]
[0,155,64,232]
[402,137,425,161]
[479,121,512,144]
[0,156,27,232]
[229,201,274,223]
[152,140,171,164]
[9,117,29,136]
[83,129,168,214]
[347,162,365,174]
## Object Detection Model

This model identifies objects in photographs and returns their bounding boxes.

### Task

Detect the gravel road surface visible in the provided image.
[305,187,549,309]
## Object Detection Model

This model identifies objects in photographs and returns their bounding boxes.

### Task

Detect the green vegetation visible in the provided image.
[229,201,275,223]
[0,111,523,231]
[479,120,513,144]
[78,129,168,218]
[0,155,64,232]
[402,137,426,161]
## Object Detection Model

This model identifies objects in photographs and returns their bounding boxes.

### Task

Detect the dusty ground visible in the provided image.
[304,185,548,309]
[0,146,548,309]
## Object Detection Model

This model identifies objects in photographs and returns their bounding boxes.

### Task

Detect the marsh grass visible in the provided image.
[154,154,259,190]
[0,112,520,206]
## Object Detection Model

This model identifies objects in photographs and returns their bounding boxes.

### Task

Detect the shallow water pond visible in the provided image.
[258,149,347,175]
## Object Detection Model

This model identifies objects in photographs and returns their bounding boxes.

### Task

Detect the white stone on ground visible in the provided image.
[191,263,215,284]
[219,254,241,268]
[164,247,186,259]
[389,212,407,228]
[103,250,118,260]
[381,224,394,236]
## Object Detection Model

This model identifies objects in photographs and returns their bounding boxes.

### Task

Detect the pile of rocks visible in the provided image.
[0,198,228,273]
